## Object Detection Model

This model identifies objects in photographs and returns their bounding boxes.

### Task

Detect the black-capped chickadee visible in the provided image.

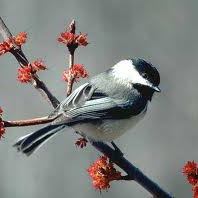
[13,58,160,156]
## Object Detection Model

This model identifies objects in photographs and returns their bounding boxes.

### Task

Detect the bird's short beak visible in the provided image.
[152,85,161,92]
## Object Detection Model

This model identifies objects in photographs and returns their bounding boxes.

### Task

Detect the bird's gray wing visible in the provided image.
[49,83,94,118]
[49,83,128,125]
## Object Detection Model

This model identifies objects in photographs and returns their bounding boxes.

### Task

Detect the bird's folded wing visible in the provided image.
[49,83,127,125]
[48,83,93,118]
[51,97,125,125]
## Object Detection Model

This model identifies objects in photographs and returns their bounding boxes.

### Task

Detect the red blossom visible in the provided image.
[182,161,198,198]
[183,161,198,197]
[62,69,70,82]
[58,32,75,45]
[62,64,88,82]
[14,32,27,46]
[17,66,32,83]
[72,64,88,79]
[0,122,5,139]
[75,138,88,148]
[0,32,27,56]
[17,59,47,83]
[183,161,198,186]
[76,33,88,46]
[193,185,198,198]
[58,20,88,51]
[58,32,88,48]
[0,107,5,139]
[0,39,13,56]
[87,155,122,191]
[31,59,47,71]
[187,175,198,186]
[0,107,3,115]
[183,161,198,175]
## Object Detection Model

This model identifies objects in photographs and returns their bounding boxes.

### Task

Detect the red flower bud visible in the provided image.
[31,59,47,72]
[187,175,198,186]
[87,156,122,191]
[14,32,27,46]
[0,107,3,115]
[62,69,70,82]
[58,32,75,45]
[193,185,198,198]
[62,64,88,82]
[0,107,5,139]
[182,161,198,197]
[0,39,13,56]
[0,122,5,139]
[17,66,32,83]
[183,161,198,176]
[76,33,88,46]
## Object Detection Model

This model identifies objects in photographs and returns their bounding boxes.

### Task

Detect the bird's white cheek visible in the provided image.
[112,61,150,87]
[131,74,148,86]
[133,77,155,90]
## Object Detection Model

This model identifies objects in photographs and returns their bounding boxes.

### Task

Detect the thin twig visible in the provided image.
[67,52,75,96]
[66,20,76,96]
[3,116,55,127]
[0,17,60,108]
[0,17,13,42]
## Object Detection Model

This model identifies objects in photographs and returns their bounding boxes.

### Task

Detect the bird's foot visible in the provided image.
[75,137,88,148]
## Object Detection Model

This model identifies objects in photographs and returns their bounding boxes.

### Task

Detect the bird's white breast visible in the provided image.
[73,106,147,142]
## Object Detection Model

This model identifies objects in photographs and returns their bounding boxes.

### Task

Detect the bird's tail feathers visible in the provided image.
[13,124,66,156]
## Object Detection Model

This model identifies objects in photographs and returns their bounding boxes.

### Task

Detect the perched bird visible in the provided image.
[13,58,160,156]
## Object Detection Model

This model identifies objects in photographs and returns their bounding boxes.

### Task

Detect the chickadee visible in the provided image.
[13,58,160,156]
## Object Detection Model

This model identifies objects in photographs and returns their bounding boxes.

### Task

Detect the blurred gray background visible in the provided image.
[0,0,197,197]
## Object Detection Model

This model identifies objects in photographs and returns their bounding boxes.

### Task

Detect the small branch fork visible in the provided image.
[0,17,173,198]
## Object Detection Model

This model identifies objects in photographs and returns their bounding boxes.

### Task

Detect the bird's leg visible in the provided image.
[75,131,88,148]
[111,141,124,157]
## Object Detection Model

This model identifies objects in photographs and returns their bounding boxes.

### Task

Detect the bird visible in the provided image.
[13,58,160,156]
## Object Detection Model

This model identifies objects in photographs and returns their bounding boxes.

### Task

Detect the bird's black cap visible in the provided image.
[132,58,160,87]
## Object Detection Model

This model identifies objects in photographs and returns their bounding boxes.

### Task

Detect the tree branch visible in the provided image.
[91,142,173,198]
[66,20,76,96]
[3,116,55,127]
[0,17,60,108]
[0,17,13,42]
[67,52,75,96]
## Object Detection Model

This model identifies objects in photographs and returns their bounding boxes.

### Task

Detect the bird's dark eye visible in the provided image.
[142,73,148,79]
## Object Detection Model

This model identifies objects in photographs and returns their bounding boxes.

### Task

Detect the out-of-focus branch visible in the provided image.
[3,116,55,127]
[0,17,60,108]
